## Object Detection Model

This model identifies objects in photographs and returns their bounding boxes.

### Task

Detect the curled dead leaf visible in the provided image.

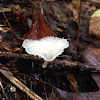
[23,10,56,39]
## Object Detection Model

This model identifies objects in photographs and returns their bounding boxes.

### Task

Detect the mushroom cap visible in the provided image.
[22,36,69,61]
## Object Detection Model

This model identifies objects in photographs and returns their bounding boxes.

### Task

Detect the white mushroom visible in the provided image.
[22,36,69,68]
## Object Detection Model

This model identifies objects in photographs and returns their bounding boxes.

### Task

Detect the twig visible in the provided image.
[0,81,9,100]
[44,84,48,100]
[18,73,63,100]
[0,52,100,72]
[0,7,11,12]
[2,12,22,43]
[0,52,40,60]
[0,66,43,100]
[75,0,81,51]
[48,60,100,72]
[2,12,17,38]
[40,0,44,15]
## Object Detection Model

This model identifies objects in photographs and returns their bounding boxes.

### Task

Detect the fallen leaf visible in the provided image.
[0,27,10,32]
[51,3,67,23]
[81,45,100,66]
[11,4,22,15]
[89,0,100,3]
[66,72,79,92]
[89,9,100,39]
[23,10,56,39]
[1,42,20,52]
[0,7,11,12]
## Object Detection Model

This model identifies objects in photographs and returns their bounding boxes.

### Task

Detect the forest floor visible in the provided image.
[0,0,100,100]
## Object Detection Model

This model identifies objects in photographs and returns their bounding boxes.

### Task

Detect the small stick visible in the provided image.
[0,66,43,100]
[48,60,100,72]
[40,0,44,15]
[75,0,81,51]
[0,52,100,72]
[0,81,9,100]
[2,12,17,38]
[2,12,21,43]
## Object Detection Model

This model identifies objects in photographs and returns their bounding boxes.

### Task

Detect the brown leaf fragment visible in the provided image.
[89,17,100,39]
[11,5,23,15]
[82,45,100,66]
[0,7,11,12]
[23,10,56,39]
[51,3,67,23]
[66,72,79,92]
[0,27,10,32]
[1,42,20,52]
[0,35,2,41]
[89,0,100,3]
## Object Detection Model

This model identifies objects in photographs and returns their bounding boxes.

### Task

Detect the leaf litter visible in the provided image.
[0,0,100,100]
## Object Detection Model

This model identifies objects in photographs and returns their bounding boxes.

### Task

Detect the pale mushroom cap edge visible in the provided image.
[22,36,69,61]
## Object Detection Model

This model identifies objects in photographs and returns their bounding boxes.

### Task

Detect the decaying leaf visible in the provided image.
[23,10,56,39]
[82,45,100,66]
[0,7,11,12]
[0,42,20,52]
[0,27,10,32]
[89,9,100,39]
[0,35,2,41]
[91,9,100,17]
[11,4,23,15]
[51,3,67,23]
[17,73,63,100]
[66,72,79,92]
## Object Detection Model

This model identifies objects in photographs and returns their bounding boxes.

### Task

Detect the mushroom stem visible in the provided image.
[42,60,48,68]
